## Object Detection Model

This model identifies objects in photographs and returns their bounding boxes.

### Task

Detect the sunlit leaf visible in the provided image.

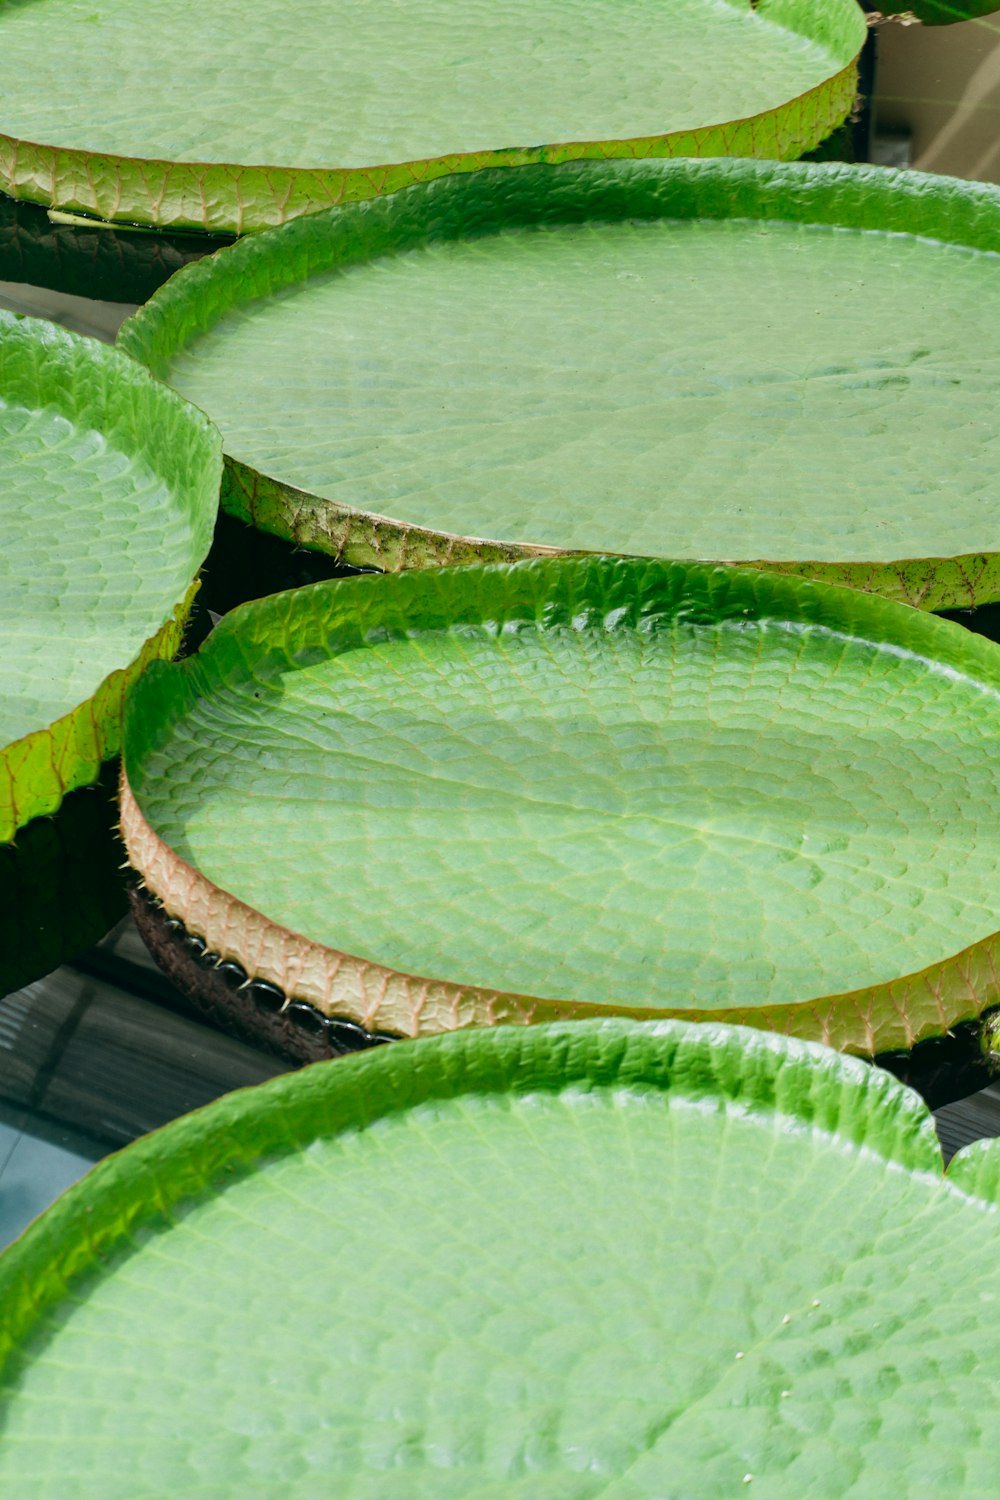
[0,310,221,841]
[0,0,864,233]
[2,1019,999,1497]
[122,555,1000,1056]
[119,158,1000,610]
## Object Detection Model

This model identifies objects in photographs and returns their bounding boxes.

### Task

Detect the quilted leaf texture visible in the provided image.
[0,310,221,840]
[2,1020,1000,1498]
[122,556,1000,1056]
[0,0,864,233]
[119,158,1000,609]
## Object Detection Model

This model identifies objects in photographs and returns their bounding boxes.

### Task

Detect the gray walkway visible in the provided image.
[0,918,287,1250]
[3,911,1000,1249]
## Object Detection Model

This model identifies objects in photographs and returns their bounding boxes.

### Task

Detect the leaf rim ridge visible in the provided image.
[118,156,1000,607]
[121,553,1000,1055]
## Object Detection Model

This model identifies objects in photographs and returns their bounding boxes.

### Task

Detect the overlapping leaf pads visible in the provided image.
[121,158,1000,609]
[0,310,221,841]
[3,1019,1000,1496]
[122,556,1000,1055]
[0,0,863,234]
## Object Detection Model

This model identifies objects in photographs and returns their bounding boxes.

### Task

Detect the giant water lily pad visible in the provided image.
[120,158,1000,610]
[0,310,222,841]
[0,0,864,235]
[3,1019,1000,1497]
[122,556,1000,1057]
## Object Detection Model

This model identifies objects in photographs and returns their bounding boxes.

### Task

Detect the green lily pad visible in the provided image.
[122,556,1000,1056]
[119,158,1000,610]
[0,0,864,234]
[2,1019,1000,1497]
[0,310,222,842]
